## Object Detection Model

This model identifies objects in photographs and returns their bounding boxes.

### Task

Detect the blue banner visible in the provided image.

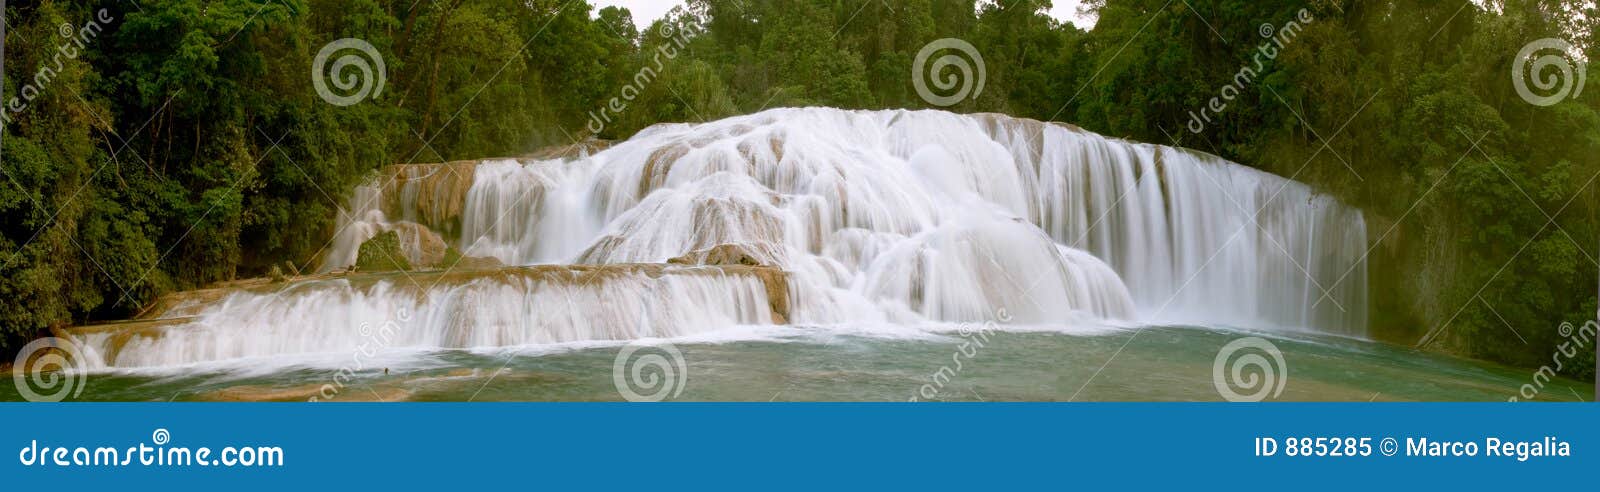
[2,403,1593,489]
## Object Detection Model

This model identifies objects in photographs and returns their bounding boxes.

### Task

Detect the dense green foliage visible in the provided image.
[2,0,1595,380]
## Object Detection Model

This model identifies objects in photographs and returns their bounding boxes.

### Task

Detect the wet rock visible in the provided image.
[378,161,478,238]
[388,221,449,268]
[669,242,781,267]
[440,252,503,271]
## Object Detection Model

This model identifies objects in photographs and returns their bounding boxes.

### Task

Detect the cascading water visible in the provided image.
[80,266,783,368]
[78,108,1367,368]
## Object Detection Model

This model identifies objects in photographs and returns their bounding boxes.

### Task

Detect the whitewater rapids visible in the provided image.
[78,108,1368,368]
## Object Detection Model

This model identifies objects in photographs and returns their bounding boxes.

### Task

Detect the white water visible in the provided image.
[82,108,1367,368]
[83,271,776,368]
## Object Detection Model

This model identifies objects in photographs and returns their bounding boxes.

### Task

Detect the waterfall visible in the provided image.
[78,266,787,368]
[82,108,1367,368]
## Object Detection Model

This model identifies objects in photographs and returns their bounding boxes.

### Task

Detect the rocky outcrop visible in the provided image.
[639,143,690,197]
[574,174,789,265]
[377,161,478,239]
[668,243,790,324]
[438,253,504,271]
[669,242,782,267]
[349,221,501,273]
[388,222,448,268]
[756,268,790,325]
[356,231,413,272]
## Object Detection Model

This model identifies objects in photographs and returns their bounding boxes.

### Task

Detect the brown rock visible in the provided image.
[669,242,781,267]
[377,161,478,238]
[388,222,449,268]
[445,255,504,271]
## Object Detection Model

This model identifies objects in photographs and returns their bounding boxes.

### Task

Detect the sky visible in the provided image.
[589,1,1098,31]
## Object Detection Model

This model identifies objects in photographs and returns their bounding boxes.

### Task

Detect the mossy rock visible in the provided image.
[441,246,464,268]
[356,231,412,272]
[434,246,504,271]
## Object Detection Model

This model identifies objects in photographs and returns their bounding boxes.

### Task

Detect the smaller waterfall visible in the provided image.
[858,213,1136,324]
[78,266,786,368]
